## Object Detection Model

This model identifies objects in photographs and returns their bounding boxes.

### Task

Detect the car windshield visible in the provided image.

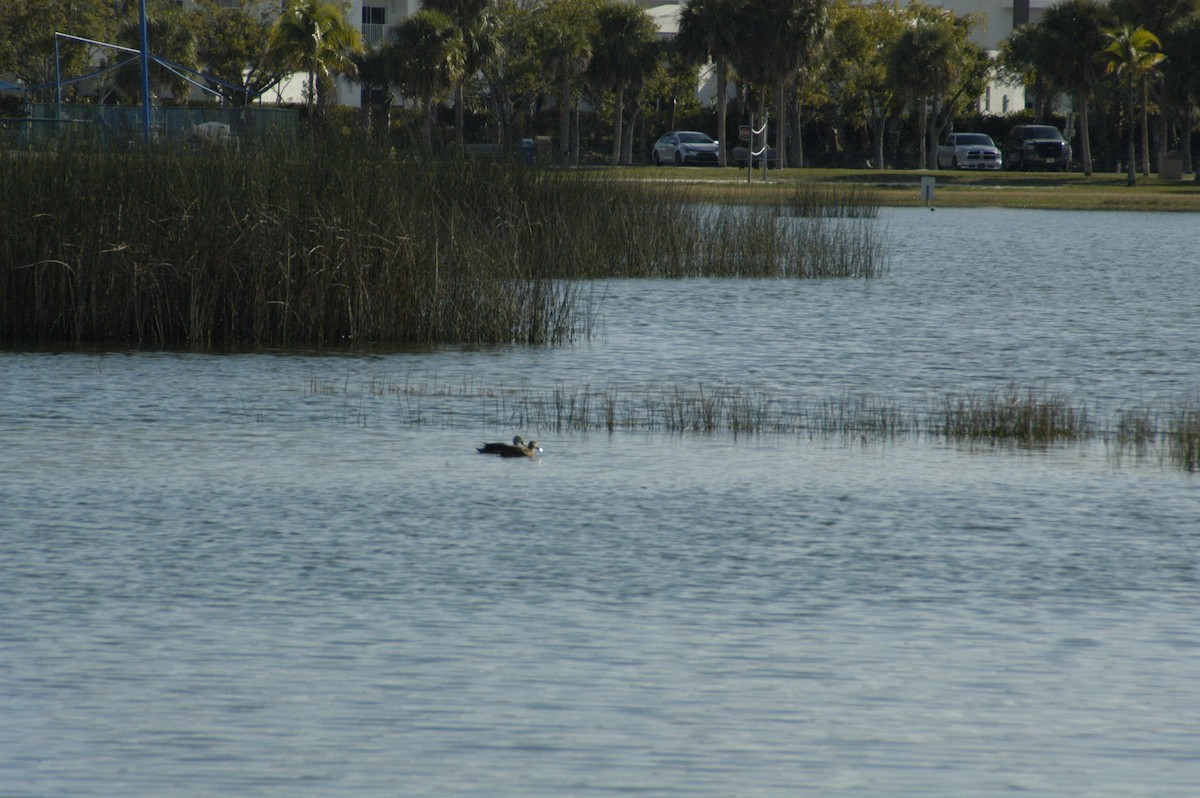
[1022,126,1062,139]
[675,132,714,144]
[956,134,994,146]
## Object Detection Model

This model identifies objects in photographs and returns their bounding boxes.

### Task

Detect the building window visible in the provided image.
[362,6,387,46]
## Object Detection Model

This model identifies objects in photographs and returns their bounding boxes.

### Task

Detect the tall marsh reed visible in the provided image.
[1,142,887,348]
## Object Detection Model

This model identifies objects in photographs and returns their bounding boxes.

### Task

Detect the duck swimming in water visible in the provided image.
[477,435,541,457]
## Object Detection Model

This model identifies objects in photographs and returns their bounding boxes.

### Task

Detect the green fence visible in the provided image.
[1,104,298,149]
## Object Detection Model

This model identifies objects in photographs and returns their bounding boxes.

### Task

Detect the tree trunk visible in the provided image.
[716,59,728,167]
[423,100,435,154]
[917,94,928,169]
[775,79,787,169]
[1080,95,1093,177]
[1125,88,1137,186]
[1140,76,1150,176]
[621,105,640,165]
[558,70,571,165]
[611,87,623,167]
[454,79,465,155]
[870,113,886,170]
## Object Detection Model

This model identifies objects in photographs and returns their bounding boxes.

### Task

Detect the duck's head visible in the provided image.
[512,435,525,446]
[525,440,542,452]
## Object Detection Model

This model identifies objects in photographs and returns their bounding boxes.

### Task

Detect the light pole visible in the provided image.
[139,0,151,144]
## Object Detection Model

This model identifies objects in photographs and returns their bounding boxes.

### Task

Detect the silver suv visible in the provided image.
[1005,125,1071,171]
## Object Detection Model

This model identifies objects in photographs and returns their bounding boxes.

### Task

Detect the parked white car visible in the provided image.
[651,131,720,166]
[936,133,1002,171]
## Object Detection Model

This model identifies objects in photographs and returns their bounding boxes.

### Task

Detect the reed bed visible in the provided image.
[787,181,883,219]
[1,142,888,348]
[935,385,1092,443]
[303,373,1200,468]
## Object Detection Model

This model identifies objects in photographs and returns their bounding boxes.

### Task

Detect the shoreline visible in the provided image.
[601,166,1200,212]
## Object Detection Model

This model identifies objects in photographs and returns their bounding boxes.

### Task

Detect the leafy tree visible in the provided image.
[1159,16,1200,176]
[535,0,600,165]
[423,0,495,153]
[676,0,743,166]
[730,0,827,168]
[194,0,286,105]
[113,1,200,104]
[886,4,973,169]
[587,1,659,166]
[478,0,543,154]
[824,0,907,169]
[1104,24,1165,185]
[1037,0,1114,176]
[269,0,364,120]
[384,8,465,153]
[1109,0,1199,174]
[0,0,117,101]
[997,21,1059,120]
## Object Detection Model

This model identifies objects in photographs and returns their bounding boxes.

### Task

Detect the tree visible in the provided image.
[886,4,968,169]
[587,2,659,166]
[1109,0,1199,174]
[0,0,117,101]
[195,0,287,105]
[824,1,907,169]
[676,0,743,167]
[423,0,495,153]
[269,0,364,121]
[730,0,827,168]
[1159,16,1200,177]
[535,0,600,165]
[997,21,1059,120]
[113,1,200,104]
[1037,0,1114,176]
[1104,24,1165,185]
[478,0,543,154]
[384,8,465,153]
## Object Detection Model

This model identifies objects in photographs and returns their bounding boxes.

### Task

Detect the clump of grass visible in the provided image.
[936,385,1091,444]
[1166,402,1200,472]
[788,181,882,218]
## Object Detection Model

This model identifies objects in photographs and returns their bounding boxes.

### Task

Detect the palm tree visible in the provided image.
[886,10,962,169]
[114,1,199,104]
[384,9,465,154]
[1104,24,1166,186]
[423,0,495,154]
[676,0,742,167]
[1037,0,1114,176]
[535,0,599,166]
[731,0,828,169]
[1110,0,1198,174]
[1159,16,1200,178]
[587,2,659,166]
[269,0,364,121]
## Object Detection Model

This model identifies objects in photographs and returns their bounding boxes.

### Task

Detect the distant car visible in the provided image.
[651,130,720,166]
[1005,124,1072,171]
[936,132,1002,171]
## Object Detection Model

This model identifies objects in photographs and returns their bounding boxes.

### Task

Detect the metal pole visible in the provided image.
[761,110,768,182]
[139,0,151,144]
[54,37,62,115]
[746,113,753,184]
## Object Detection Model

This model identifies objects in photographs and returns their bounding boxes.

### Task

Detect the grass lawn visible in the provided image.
[596,165,1200,212]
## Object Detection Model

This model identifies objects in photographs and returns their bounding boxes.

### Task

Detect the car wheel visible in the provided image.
[651,151,660,166]
[951,156,960,170]
[674,151,683,166]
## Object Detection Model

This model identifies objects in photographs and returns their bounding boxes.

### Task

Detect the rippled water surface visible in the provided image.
[3,208,1199,797]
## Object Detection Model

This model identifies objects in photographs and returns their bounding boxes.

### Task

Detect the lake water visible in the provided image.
[2,207,1199,797]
